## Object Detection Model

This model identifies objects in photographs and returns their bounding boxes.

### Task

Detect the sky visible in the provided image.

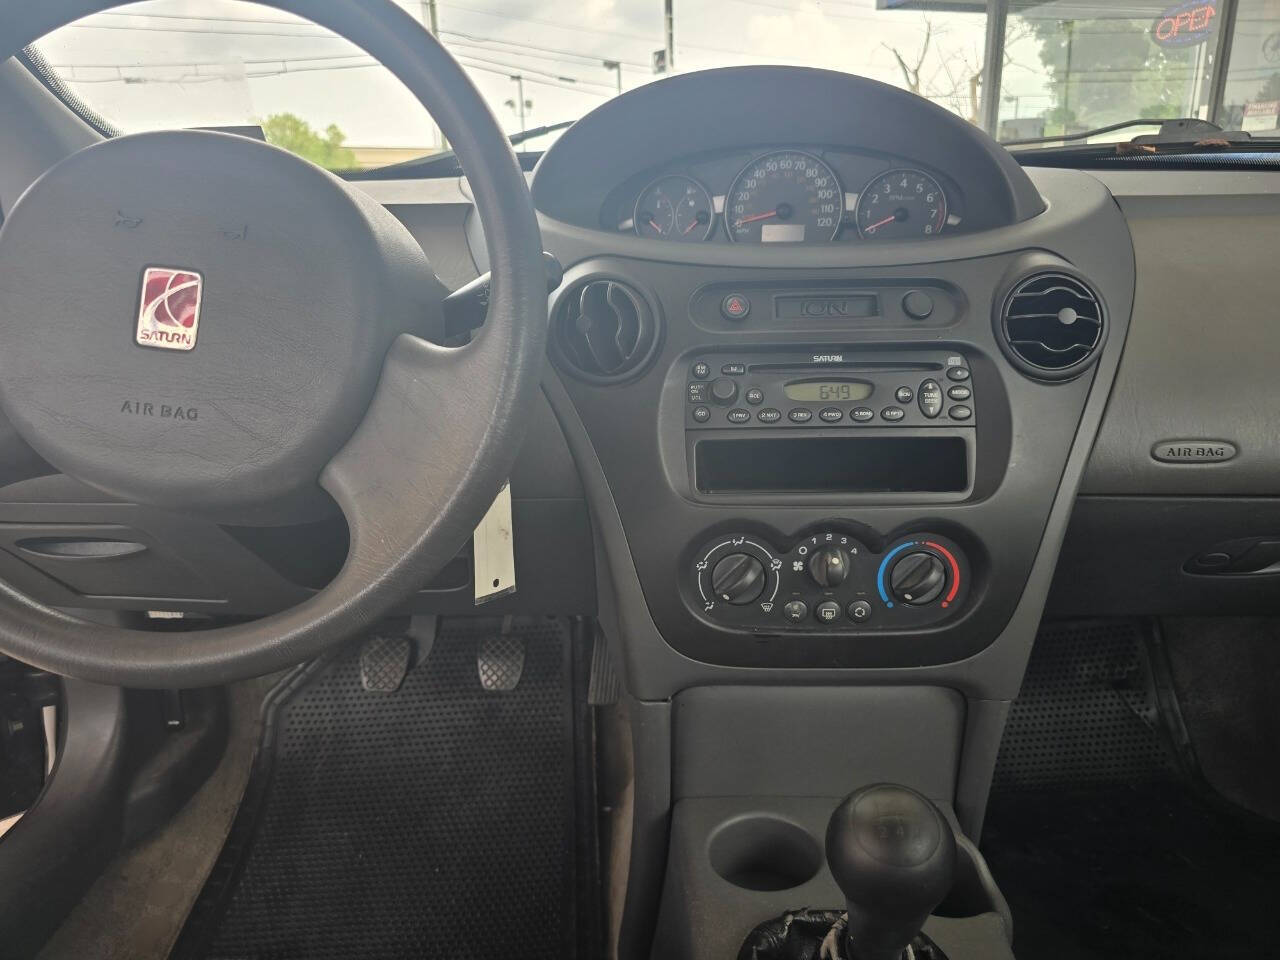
[31,0,1042,153]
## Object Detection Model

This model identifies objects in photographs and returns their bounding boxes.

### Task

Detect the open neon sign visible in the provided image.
[1152,0,1218,47]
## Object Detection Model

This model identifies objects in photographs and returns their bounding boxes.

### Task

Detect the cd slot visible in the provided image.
[747,360,941,373]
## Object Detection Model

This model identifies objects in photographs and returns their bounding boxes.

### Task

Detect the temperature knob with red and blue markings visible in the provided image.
[877,539,963,609]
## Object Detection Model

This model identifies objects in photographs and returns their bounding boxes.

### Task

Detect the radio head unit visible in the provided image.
[685,349,975,431]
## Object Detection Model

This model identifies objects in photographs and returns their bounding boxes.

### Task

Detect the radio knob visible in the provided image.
[711,553,766,605]
[808,546,851,588]
[889,552,947,605]
[709,377,739,406]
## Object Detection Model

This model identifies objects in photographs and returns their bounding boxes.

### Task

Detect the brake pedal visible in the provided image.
[360,634,411,693]
[477,619,524,692]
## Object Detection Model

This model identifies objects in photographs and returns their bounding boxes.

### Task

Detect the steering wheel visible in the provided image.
[0,1,547,687]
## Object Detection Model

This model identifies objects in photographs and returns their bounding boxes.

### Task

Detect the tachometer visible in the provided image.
[725,151,842,243]
[856,169,947,240]
[634,175,714,241]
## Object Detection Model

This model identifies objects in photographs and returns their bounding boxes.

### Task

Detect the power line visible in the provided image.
[441,31,648,69]
[452,58,610,97]
[435,3,656,46]
[445,40,632,75]
[57,53,617,94]
[68,21,352,40]
[52,47,626,90]
[442,51,616,90]
[723,0,901,23]
[47,53,371,70]
[86,9,651,69]
[93,9,328,30]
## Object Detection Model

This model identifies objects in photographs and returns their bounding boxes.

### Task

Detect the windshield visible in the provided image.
[28,0,1280,170]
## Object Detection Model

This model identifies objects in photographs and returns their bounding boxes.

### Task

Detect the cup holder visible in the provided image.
[708,814,822,892]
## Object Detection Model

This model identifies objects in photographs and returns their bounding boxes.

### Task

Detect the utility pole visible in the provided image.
[507,74,529,133]
[664,0,674,72]
[602,59,622,94]
[420,0,447,150]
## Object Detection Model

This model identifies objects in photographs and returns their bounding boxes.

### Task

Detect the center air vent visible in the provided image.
[551,279,660,384]
[997,273,1105,380]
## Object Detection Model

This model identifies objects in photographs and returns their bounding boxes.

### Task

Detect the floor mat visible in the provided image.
[173,618,589,960]
[983,619,1280,960]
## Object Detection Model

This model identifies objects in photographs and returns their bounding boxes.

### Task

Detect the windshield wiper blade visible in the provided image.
[1005,117,1250,150]
[506,120,575,148]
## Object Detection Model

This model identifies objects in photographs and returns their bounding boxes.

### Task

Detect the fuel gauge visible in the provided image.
[634,175,715,241]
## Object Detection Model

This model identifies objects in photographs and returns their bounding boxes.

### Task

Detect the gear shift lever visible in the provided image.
[825,783,956,960]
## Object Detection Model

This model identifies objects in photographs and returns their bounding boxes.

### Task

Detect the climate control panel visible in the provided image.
[688,526,969,634]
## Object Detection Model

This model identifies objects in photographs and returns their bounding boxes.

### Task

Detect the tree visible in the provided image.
[882,17,1034,126]
[884,19,934,95]
[1027,18,1199,135]
[260,113,357,170]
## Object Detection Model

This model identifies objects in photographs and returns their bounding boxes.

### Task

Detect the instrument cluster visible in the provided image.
[609,147,964,245]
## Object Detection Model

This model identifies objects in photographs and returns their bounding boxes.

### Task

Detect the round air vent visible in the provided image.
[551,279,660,384]
[997,272,1105,380]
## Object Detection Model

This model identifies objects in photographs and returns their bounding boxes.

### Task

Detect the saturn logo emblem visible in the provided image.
[135,267,202,351]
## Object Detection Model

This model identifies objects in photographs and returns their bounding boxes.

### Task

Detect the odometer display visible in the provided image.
[783,380,874,403]
[725,151,842,243]
[856,168,947,240]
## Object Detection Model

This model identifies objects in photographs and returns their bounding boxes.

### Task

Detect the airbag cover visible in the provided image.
[0,130,416,509]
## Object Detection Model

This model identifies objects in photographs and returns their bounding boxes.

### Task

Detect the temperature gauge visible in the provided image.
[634,175,715,241]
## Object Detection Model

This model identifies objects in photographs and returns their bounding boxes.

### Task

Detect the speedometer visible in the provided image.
[725,151,842,243]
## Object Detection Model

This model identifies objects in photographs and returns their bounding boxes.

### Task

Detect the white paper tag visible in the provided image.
[473,481,516,605]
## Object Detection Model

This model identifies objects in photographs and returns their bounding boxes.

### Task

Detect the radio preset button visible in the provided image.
[947,384,971,401]
[815,601,841,623]
[726,408,751,424]
[710,377,738,405]
[691,361,710,379]
[691,405,711,423]
[783,600,808,622]
[721,362,747,376]
[788,408,813,423]
[850,407,874,422]
[757,407,782,423]
[949,405,973,421]
[895,386,914,403]
[946,366,971,382]
[848,599,873,622]
[918,379,943,419]
[721,293,751,321]
[881,406,906,421]
[819,406,843,423]
[745,387,764,405]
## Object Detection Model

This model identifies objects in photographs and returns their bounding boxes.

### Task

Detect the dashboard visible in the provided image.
[527,66,1131,684]
[603,147,965,244]
[3,61,1279,705]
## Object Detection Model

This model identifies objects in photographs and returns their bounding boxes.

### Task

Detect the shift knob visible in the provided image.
[825,783,956,960]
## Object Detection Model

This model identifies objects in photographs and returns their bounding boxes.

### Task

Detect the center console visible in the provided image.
[534,172,1134,955]
[526,66,1137,960]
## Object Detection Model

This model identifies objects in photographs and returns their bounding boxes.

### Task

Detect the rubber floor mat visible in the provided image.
[173,618,584,960]
[984,619,1280,959]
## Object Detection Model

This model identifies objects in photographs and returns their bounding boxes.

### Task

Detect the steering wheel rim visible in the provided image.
[0,0,547,686]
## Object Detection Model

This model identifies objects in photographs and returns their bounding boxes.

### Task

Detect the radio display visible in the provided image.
[783,379,874,403]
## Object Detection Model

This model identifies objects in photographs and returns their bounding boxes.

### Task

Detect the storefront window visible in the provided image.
[999,0,1223,142]
[1217,0,1280,132]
